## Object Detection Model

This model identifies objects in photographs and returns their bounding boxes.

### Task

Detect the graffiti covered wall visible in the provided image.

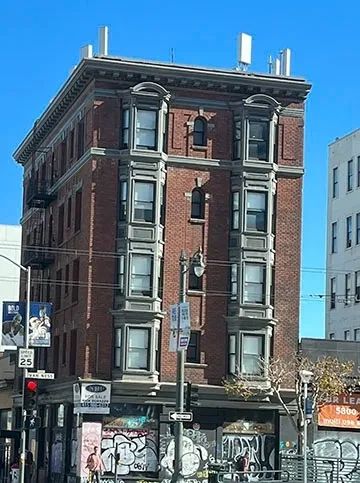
[160,427,216,483]
[101,428,158,476]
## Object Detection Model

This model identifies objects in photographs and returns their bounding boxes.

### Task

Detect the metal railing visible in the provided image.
[281,454,360,483]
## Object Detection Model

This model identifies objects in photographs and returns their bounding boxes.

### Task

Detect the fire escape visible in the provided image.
[23,122,56,269]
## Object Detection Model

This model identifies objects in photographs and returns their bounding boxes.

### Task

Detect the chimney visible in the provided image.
[99,26,109,56]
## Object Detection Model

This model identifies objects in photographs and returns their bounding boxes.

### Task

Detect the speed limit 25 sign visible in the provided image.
[18,348,35,368]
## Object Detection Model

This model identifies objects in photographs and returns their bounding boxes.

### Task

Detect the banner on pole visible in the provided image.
[1,301,53,350]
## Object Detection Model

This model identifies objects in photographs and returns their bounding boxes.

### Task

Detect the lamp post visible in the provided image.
[0,254,31,483]
[299,369,313,483]
[172,249,205,483]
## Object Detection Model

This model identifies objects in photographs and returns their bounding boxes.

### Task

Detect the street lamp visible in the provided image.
[0,253,31,483]
[172,248,205,483]
[299,369,313,483]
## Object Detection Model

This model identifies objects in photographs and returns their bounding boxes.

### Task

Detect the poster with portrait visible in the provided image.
[28,302,52,348]
[1,301,25,350]
[1,301,52,351]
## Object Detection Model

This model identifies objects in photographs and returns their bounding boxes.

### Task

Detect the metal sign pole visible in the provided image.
[172,252,187,483]
[20,265,31,483]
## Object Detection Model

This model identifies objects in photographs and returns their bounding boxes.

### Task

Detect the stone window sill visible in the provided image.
[185,363,208,369]
[189,218,205,224]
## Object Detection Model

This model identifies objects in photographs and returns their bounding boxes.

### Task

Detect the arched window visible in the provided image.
[191,189,205,219]
[193,117,207,146]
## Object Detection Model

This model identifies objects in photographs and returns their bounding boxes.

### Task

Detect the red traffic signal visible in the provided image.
[24,379,38,411]
[26,380,38,392]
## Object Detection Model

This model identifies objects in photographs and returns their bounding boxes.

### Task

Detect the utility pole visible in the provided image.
[0,255,31,483]
[172,251,187,483]
[172,248,205,483]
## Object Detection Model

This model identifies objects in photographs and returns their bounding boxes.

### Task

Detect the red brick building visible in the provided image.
[14,42,310,482]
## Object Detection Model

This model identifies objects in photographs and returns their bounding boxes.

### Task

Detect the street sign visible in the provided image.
[18,348,34,368]
[170,304,178,330]
[27,371,55,380]
[168,411,193,422]
[179,302,190,330]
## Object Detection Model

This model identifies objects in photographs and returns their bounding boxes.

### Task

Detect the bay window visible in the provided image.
[122,109,129,148]
[134,181,155,223]
[248,120,269,161]
[243,264,265,304]
[130,254,153,297]
[232,192,240,230]
[242,334,264,375]
[127,328,150,370]
[246,191,267,232]
[135,109,157,150]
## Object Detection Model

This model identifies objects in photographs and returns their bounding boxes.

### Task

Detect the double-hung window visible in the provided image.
[232,192,240,230]
[348,159,353,191]
[233,120,241,159]
[127,328,150,370]
[243,264,265,304]
[358,157,360,187]
[246,192,267,232]
[242,334,264,375]
[331,222,337,253]
[356,271,360,303]
[122,109,129,148]
[134,181,155,223]
[228,334,236,375]
[346,216,352,248]
[345,273,351,305]
[119,181,127,221]
[356,213,360,244]
[355,328,360,341]
[248,120,269,161]
[344,330,350,341]
[231,263,238,300]
[135,110,157,150]
[332,167,338,198]
[330,277,336,309]
[130,254,153,297]
[114,328,122,368]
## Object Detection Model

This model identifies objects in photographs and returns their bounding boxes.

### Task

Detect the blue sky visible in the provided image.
[2,0,356,338]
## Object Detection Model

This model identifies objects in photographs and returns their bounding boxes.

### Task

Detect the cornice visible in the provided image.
[14,57,311,166]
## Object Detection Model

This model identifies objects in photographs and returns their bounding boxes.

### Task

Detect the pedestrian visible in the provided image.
[235,450,250,482]
[86,446,104,483]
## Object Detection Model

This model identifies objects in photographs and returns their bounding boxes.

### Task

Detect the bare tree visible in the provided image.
[224,356,354,450]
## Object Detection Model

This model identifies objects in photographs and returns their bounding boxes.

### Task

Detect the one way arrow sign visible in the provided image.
[168,411,193,422]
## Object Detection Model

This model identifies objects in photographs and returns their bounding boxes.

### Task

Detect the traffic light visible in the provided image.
[185,382,199,411]
[24,379,38,411]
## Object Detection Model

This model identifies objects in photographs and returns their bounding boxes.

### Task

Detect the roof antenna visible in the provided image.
[236,33,252,71]
[170,47,175,63]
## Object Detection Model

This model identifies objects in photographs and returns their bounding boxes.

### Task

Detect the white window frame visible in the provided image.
[243,263,266,305]
[129,254,153,297]
[135,108,158,151]
[332,167,338,198]
[247,118,270,162]
[133,181,155,223]
[126,327,151,371]
[232,192,240,230]
[345,273,351,305]
[346,216,352,248]
[330,277,336,309]
[241,333,265,376]
[348,159,353,191]
[231,263,238,300]
[114,328,122,368]
[331,222,337,253]
[245,191,267,232]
